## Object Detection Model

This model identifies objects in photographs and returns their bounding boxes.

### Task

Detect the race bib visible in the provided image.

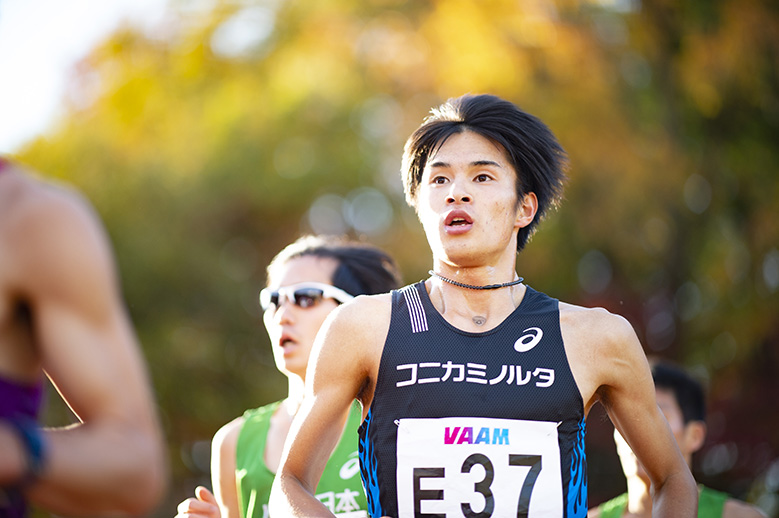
[396,417,562,517]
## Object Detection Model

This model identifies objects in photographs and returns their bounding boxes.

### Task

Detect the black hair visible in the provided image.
[401,94,568,251]
[651,361,707,424]
[267,235,402,296]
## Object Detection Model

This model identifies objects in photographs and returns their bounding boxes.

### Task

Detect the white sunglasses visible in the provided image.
[259,282,354,312]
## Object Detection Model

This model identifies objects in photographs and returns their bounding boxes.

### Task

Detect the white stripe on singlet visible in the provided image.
[401,284,428,333]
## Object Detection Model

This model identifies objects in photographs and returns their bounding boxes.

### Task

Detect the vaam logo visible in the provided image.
[444,426,510,445]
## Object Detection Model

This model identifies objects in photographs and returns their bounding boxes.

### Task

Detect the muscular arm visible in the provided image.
[11,187,167,515]
[585,310,697,517]
[270,296,388,517]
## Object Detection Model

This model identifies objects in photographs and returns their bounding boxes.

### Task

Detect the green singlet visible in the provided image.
[235,400,367,518]
[595,485,728,518]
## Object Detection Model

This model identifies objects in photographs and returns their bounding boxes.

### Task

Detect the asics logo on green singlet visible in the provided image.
[339,452,361,479]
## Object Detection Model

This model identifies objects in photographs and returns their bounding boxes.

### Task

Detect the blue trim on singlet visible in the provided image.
[358,409,384,518]
[566,416,588,517]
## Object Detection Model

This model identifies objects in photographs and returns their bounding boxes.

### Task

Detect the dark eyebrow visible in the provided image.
[428,160,450,169]
[428,160,503,169]
[471,160,502,168]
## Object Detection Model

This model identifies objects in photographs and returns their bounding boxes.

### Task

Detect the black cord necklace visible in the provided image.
[428,270,524,290]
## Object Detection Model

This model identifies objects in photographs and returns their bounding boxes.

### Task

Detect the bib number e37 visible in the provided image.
[396,417,562,517]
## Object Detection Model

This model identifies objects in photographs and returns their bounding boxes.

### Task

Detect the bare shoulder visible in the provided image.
[4,173,117,300]
[559,301,636,344]
[212,415,245,456]
[724,498,768,518]
[558,301,647,412]
[3,169,99,236]
[211,416,244,470]
[316,292,393,368]
[310,292,394,404]
[339,291,394,316]
[322,292,394,343]
[558,301,640,372]
[5,173,110,263]
[211,414,244,506]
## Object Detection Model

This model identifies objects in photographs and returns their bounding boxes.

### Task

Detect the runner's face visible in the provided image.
[416,131,535,268]
[262,255,340,380]
[655,388,688,451]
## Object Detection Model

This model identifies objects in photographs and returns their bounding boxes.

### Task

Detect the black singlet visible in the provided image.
[358,281,587,518]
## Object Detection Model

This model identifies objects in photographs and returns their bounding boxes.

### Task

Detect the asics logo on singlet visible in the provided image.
[514,327,543,352]
[339,452,361,479]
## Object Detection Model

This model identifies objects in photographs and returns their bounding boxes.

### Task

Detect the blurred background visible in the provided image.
[2,0,777,515]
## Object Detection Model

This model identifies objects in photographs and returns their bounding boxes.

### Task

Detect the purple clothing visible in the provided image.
[0,375,44,421]
[0,375,44,518]
[1,157,44,516]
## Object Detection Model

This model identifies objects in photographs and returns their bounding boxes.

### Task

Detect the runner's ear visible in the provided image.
[685,421,706,454]
[515,192,538,230]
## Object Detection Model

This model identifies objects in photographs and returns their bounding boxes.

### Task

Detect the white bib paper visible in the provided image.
[396,417,562,517]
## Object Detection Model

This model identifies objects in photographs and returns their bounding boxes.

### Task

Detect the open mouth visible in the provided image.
[279,338,298,357]
[444,210,473,231]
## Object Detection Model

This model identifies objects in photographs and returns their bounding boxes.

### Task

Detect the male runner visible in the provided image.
[0,158,167,516]
[590,361,766,518]
[269,94,697,517]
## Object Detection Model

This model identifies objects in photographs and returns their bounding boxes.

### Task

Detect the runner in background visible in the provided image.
[0,158,167,517]
[590,360,767,518]
[175,235,401,518]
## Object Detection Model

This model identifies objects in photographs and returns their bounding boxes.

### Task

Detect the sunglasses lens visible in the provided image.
[260,289,280,311]
[261,285,337,311]
[293,288,324,308]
